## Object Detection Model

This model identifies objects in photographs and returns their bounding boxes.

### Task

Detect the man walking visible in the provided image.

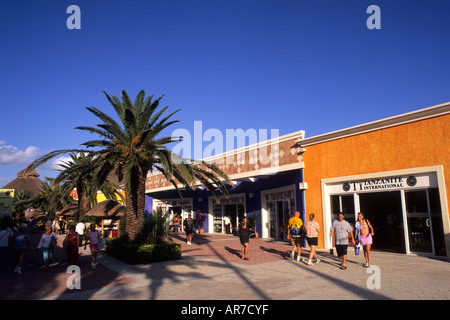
[287,211,304,262]
[184,213,194,245]
[330,213,355,270]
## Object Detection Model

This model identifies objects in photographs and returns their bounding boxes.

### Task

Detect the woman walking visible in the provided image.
[304,213,321,265]
[63,224,79,265]
[85,224,102,269]
[239,217,252,260]
[37,225,57,270]
[356,212,375,267]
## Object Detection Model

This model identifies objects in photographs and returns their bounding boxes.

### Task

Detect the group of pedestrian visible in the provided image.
[51,217,67,235]
[286,210,374,269]
[63,220,104,269]
[0,217,106,275]
[330,212,374,270]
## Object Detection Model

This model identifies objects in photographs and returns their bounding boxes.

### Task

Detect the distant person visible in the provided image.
[85,224,102,269]
[0,224,12,263]
[356,212,375,268]
[75,220,85,247]
[37,225,57,270]
[287,211,304,262]
[239,216,252,260]
[63,224,80,265]
[331,213,355,270]
[224,216,231,234]
[11,224,31,275]
[52,218,60,234]
[173,214,180,233]
[59,217,66,234]
[184,213,194,245]
[304,213,321,265]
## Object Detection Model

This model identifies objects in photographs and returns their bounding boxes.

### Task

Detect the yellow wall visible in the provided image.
[96,190,126,205]
[303,114,450,249]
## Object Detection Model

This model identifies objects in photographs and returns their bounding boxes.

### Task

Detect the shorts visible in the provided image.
[90,244,99,253]
[291,237,303,246]
[306,237,318,246]
[360,234,373,246]
[335,245,348,257]
[240,235,249,246]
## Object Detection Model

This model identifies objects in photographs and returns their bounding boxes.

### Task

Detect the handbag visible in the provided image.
[97,237,107,250]
[49,234,57,247]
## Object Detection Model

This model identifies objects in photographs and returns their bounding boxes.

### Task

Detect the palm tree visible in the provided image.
[28,90,231,242]
[77,90,231,242]
[53,152,122,220]
[16,178,68,220]
[13,189,32,219]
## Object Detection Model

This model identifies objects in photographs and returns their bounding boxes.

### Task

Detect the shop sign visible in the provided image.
[156,200,191,207]
[330,173,437,194]
[0,189,14,216]
[214,197,244,205]
[267,190,294,201]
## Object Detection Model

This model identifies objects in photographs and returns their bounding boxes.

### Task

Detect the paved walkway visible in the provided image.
[1,231,449,300]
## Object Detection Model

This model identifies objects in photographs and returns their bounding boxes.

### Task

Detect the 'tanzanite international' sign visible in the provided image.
[342,176,414,192]
[326,172,438,195]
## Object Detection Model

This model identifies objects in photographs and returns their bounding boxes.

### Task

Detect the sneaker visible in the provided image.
[296,256,301,262]
[16,267,22,275]
[290,252,295,260]
[13,265,18,273]
[307,259,312,266]
[314,258,321,264]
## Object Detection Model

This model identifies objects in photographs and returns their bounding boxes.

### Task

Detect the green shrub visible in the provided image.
[105,237,181,265]
[135,209,170,245]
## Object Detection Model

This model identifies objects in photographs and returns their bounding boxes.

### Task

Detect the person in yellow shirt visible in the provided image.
[287,211,304,262]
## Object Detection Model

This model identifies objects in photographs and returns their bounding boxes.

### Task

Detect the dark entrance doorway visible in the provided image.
[359,191,406,253]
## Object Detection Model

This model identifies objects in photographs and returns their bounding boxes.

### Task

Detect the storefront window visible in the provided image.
[331,194,355,226]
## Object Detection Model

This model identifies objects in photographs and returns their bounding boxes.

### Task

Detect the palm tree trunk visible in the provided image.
[125,166,147,242]
[77,182,91,221]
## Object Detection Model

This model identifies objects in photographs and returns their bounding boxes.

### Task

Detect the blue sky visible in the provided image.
[1,0,449,185]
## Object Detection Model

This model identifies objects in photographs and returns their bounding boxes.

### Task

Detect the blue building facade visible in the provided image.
[146,168,305,240]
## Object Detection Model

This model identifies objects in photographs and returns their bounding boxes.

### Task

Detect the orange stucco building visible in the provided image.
[298,103,450,258]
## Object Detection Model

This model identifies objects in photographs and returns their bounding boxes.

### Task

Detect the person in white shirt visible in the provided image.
[75,220,85,247]
[37,226,57,270]
[0,226,12,263]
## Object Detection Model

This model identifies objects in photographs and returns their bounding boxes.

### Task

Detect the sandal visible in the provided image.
[363,263,369,268]
[340,265,347,270]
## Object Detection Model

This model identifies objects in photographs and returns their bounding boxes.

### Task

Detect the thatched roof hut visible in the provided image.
[59,202,78,216]
[25,207,45,219]
[84,200,124,218]
[2,168,43,197]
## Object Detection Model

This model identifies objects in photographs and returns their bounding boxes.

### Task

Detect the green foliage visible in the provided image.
[135,208,170,245]
[105,237,181,264]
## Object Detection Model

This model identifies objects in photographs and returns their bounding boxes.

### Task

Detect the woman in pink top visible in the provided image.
[85,224,101,269]
[304,214,321,265]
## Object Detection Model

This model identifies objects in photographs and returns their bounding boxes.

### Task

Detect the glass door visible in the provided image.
[405,190,433,254]
[267,201,277,238]
[213,204,223,233]
[281,200,291,240]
